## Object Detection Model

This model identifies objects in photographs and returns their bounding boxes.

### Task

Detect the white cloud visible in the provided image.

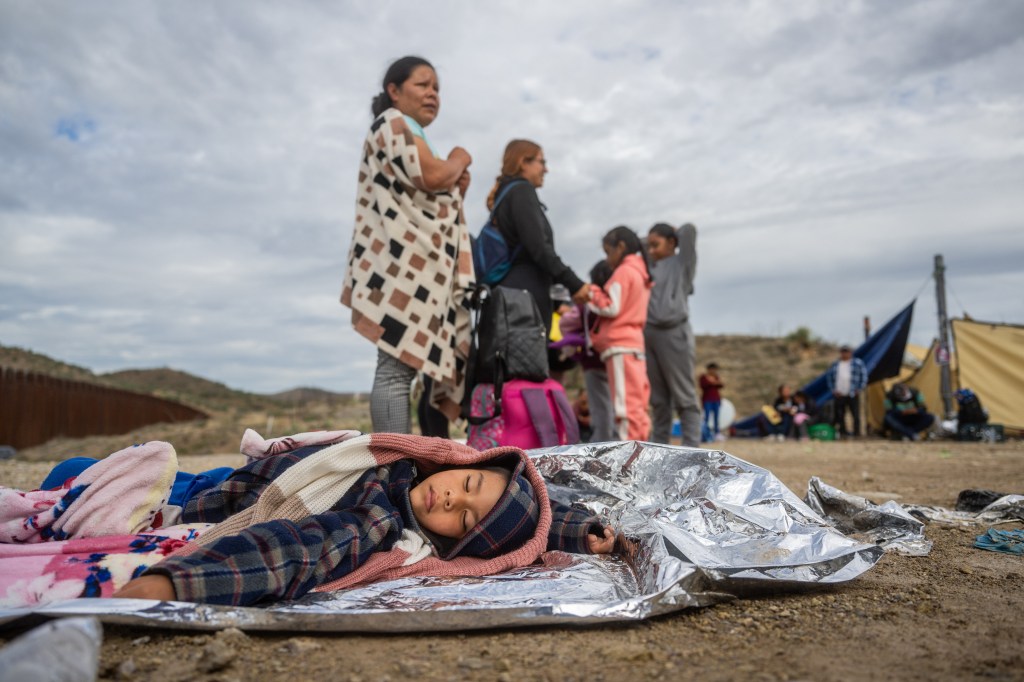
[1,0,1022,393]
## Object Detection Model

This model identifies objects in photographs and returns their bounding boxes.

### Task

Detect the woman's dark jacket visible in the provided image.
[492,176,584,334]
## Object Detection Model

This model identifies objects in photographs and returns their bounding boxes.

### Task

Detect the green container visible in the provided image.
[807,423,835,441]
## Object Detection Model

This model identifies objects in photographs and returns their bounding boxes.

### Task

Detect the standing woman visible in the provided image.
[341,56,474,433]
[487,140,590,337]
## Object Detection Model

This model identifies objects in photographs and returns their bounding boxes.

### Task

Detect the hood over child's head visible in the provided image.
[408,454,540,560]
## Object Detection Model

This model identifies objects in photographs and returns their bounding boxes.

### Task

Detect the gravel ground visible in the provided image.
[2,438,1022,682]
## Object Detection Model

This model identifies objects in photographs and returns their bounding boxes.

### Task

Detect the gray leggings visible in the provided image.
[370,348,416,433]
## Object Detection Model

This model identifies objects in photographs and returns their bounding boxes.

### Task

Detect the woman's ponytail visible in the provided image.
[485,176,503,211]
[370,91,392,117]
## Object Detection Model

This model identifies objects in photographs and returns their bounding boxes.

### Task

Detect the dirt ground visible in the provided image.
[2,438,1022,682]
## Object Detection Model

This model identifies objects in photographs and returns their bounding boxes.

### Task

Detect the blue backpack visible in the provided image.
[471,180,525,285]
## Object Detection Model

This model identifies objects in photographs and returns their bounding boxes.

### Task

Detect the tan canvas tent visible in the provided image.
[952,318,1024,433]
[906,342,947,421]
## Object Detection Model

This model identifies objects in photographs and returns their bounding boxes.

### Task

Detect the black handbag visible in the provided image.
[463,285,549,421]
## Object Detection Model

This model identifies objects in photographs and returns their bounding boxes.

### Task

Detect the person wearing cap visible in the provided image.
[111,433,615,606]
[548,283,578,383]
[826,345,868,438]
[884,383,935,441]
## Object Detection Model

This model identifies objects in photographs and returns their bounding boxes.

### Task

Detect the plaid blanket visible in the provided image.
[149,434,559,606]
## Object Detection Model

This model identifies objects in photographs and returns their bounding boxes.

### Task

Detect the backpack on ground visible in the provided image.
[462,284,549,424]
[956,388,988,425]
[471,180,526,285]
[467,379,580,450]
[467,285,549,389]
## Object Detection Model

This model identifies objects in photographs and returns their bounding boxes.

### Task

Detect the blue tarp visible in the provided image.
[733,301,915,435]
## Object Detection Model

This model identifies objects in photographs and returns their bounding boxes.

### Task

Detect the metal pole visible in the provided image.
[861,315,872,434]
[934,254,954,418]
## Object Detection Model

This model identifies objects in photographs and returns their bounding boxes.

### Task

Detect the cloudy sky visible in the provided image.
[2,1,1022,394]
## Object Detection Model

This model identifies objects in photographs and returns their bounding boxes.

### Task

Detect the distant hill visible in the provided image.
[268,387,365,405]
[694,332,838,413]
[0,345,99,384]
[104,368,277,413]
[0,345,354,413]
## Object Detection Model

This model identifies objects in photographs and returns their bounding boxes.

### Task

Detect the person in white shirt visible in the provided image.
[826,345,868,438]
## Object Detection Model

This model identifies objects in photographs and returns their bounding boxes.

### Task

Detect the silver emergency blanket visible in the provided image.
[0,442,883,633]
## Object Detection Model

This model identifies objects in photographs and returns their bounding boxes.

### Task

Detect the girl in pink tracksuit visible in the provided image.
[588,226,654,441]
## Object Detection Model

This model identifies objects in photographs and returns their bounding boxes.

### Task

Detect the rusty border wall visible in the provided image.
[0,368,207,450]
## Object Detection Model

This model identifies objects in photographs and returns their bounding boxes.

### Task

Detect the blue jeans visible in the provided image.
[41,457,234,507]
[703,401,721,435]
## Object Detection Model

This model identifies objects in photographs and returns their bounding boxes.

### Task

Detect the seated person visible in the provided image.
[883,383,935,441]
[758,384,796,441]
[791,390,820,441]
[109,434,617,606]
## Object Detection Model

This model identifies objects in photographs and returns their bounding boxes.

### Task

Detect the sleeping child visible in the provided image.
[104,431,616,606]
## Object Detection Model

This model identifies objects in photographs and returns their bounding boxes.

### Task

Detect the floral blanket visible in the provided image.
[0,525,212,607]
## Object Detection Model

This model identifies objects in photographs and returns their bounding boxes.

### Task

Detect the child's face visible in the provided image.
[646,232,676,262]
[603,241,626,269]
[409,468,507,539]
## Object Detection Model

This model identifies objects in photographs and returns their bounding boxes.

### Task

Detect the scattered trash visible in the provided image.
[0,616,102,682]
[905,495,1024,527]
[957,489,1012,513]
[805,477,931,555]
[974,529,1024,555]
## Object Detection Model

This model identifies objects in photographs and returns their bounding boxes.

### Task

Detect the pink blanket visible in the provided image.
[0,442,178,543]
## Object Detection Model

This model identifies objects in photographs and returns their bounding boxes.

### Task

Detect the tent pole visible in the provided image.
[933,254,954,418]
[862,316,871,434]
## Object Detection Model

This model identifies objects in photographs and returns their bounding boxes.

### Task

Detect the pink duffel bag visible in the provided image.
[467,378,580,450]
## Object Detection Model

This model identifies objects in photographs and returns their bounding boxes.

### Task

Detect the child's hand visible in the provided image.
[572,283,592,305]
[111,574,177,601]
[587,525,616,554]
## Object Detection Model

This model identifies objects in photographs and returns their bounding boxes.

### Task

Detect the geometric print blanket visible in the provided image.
[341,107,474,406]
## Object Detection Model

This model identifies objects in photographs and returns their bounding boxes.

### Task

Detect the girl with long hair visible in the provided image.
[588,226,654,440]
